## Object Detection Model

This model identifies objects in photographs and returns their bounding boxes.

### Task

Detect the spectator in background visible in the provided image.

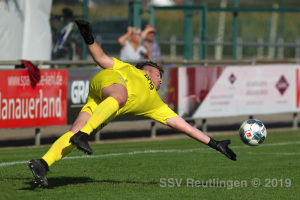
[118,27,152,61]
[141,24,162,61]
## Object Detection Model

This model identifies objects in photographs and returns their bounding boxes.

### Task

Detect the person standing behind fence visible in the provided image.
[141,24,162,61]
[118,27,152,61]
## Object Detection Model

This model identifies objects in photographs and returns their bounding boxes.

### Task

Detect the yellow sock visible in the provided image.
[42,131,75,167]
[80,97,119,134]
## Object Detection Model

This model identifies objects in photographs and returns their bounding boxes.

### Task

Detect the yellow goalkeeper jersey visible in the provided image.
[81,58,178,125]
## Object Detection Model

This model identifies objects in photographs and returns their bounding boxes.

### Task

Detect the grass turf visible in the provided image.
[0,129,299,199]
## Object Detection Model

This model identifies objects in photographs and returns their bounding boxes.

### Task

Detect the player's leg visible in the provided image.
[42,111,91,166]
[81,83,127,133]
[28,111,91,187]
[70,83,127,154]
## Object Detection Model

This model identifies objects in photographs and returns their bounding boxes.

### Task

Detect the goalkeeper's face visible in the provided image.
[148,67,163,91]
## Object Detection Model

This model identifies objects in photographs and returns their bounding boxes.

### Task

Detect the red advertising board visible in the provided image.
[0,70,68,128]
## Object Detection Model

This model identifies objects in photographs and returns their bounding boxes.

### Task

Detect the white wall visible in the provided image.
[0,0,52,68]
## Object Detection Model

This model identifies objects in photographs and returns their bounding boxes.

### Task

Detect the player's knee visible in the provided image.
[114,96,127,108]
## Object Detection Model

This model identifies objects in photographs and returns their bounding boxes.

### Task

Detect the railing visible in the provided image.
[1,58,300,67]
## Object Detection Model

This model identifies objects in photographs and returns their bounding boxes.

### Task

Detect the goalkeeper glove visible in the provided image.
[75,20,94,45]
[207,137,237,161]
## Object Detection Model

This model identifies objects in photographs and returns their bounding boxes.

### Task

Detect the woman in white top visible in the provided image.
[118,27,152,61]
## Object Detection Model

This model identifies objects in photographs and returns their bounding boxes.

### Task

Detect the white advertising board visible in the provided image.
[179,64,297,118]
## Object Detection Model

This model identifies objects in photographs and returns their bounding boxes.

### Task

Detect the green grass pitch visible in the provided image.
[0,129,299,199]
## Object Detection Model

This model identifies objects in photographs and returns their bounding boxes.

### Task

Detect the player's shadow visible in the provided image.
[20,176,158,190]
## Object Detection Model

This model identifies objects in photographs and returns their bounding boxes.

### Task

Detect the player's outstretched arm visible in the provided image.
[75,20,114,69]
[166,116,237,161]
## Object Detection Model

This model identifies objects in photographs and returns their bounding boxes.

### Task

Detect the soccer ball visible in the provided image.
[239,119,267,146]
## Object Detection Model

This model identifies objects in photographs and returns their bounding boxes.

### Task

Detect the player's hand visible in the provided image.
[75,20,94,45]
[207,137,237,161]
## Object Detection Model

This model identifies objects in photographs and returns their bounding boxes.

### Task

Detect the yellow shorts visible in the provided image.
[80,69,126,115]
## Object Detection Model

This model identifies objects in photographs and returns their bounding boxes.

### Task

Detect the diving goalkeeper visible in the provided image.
[28,20,236,187]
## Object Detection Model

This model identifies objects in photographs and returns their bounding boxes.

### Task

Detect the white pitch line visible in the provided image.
[0,141,299,167]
